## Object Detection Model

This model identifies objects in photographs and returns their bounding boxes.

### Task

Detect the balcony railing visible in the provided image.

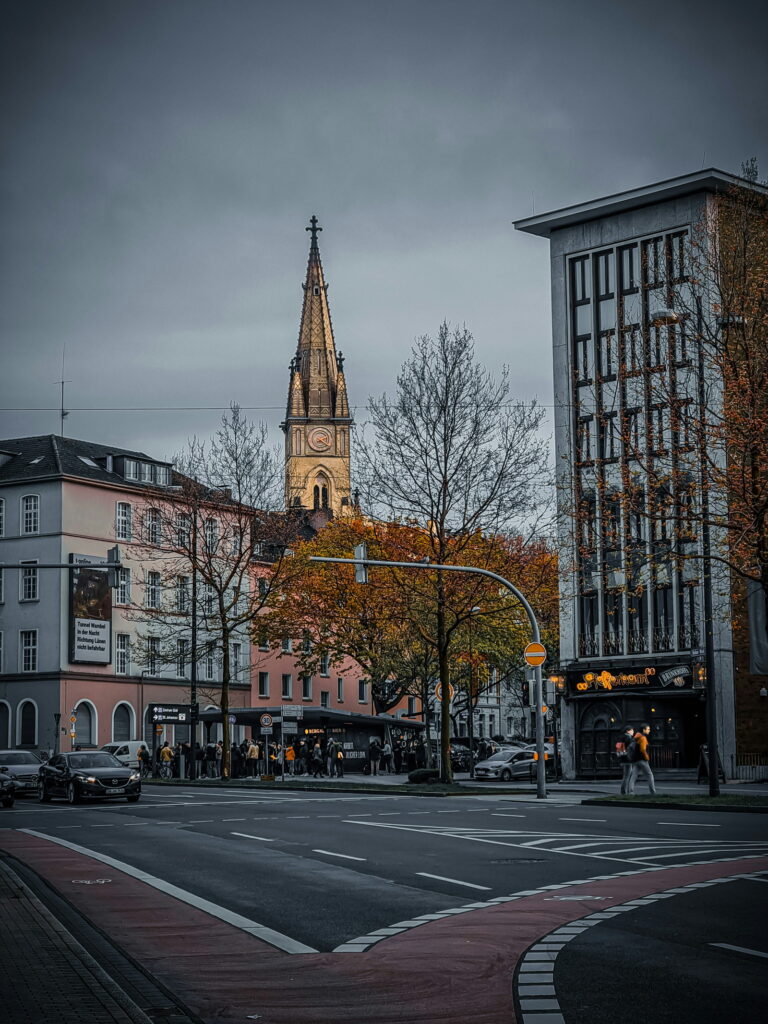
[653,627,674,652]
[677,625,700,650]
[578,633,600,657]
[627,629,648,654]
[603,631,624,655]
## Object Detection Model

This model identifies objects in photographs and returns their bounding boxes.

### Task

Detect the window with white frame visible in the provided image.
[204,584,215,616]
[145,508,160,545]
[176,638,188,677]
[176,575,190,613]
[140,462,153,483]
[407,696,417,716]
[115,634,130,675]
[358,679,368,703]
[145,571,160,608]
[156,465,171,486]
[319,653,330,676]
[124,459,139,480]
[20,560,38,601]
[281,673,292,699]
[20,630,37,672]
[116,567,131,605]
[258,671,269,698]
[175,512,191,548]
[320,690,329,708]
[115,501,133,540]
[302,675,312,700]
[204,518,218,552]
[147,637,160,675]
[337,677,344,702]
[205,644,216,681]
[231,642,242,680]
[281,636,293,653]
[0,497,4,536]
[21,494,39,534]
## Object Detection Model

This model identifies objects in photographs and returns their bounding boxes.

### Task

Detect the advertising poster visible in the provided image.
[70,553,112,663]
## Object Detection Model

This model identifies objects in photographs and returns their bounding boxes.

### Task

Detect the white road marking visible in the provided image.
[231,832,275,843]
[559,818,607,823]
[492,813,527,818]
[312,849,366,861]
[188,819,213,824]
[736,874,768,883]
[658,822,721,828]
[710,942,768,960]
[416,872,491,891]
[222,818,246,822]
[20,829,315,954]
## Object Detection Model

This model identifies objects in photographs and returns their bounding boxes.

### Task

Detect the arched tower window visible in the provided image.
[313,473,330,510]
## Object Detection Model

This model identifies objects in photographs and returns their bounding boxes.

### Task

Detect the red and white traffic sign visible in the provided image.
[434,681,455,703]
[260,713,273,728]
[523,642,547,667]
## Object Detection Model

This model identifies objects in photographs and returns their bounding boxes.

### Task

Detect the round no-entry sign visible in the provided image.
[260,713,273,728]
[523,642,547,667]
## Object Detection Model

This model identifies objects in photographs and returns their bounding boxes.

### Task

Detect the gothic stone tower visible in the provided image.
[282,216,353,515]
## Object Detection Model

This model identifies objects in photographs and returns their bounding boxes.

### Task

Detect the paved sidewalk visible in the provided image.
[0,857,152,1024]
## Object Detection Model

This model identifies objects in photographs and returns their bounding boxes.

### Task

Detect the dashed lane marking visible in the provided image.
[19,829,315,953]
[231,832,275,843]
[710,942,768,960]
[657,822,721,827]
[313,849,366,861]
[416,872,491,891]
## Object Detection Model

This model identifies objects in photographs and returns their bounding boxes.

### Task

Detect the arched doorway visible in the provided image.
[113,703,133,742]
[577,700,622,776]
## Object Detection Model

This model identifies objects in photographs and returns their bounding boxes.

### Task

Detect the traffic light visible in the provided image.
[354,542,368,584]
[106,545,121,589]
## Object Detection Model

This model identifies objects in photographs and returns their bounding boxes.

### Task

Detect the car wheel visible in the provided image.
[126,795,140,803]
[500,769,512,782]
[38,782,51,803]
[67,782,80,805]
[1,796,13,808]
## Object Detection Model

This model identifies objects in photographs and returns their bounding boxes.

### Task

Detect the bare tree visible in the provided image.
[357,322,551,781]
[128,405,295,776]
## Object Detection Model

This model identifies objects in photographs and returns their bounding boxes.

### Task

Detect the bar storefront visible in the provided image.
[564,660,707,777]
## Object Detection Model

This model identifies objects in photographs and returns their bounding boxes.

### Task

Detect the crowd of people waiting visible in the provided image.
[140,733,432,779]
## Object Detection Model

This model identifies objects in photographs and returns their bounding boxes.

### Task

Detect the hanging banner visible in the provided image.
[69,554,112,664]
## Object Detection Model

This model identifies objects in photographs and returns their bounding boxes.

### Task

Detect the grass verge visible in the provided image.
[583,793,768,813]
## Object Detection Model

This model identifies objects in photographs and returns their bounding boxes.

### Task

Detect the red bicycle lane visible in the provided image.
[1,829,765,1024]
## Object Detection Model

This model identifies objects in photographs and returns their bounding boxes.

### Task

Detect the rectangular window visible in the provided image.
[116,567,131,605]
[577,417,595,464]
[124,459,139,480]
[205,645,215,681]
[358,679,368,703]
[204,584,215,617]
[20,560,39,601]
[337,677,344,702]
[176,575,190,613]
[115,502,132,541]
[21,495,39,535]
[258,577,269,598]
[625,409,642,455]
[145,508,160,545]
[599,331,617,379]
[140,462,153,483]
[320,690,330,708]
[669,231,688,282]
[643,236,663,286]
[650,406,667,453]
[281,673,292,699]
[231,642,242,681]
[622,326,642,373]
[175,513,191,548]
[676,400,695,450]
[575,337,591,382]
[407,696,417,716]
[672,319,689,364]
[115,634,130,675]
[571,256,591,302]
[619,245,638,292]
[649,324,666,367]
[302,675,312,700]
[204,518,218,552]
[281,636,293,653]
[320,653,330,676]
[596,251,614,297]
[148,637,160,675]
[258,671,269,698]
[257,628,269,651]
[600,414,619,461]
[20,629,37,672]
[156,465,171,486]
[145,571,160,609]
[176,638,188,678]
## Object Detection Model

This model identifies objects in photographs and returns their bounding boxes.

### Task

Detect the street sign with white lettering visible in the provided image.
[149,703,191,724]
[281,705,304,719]
[282,720,298,734]
[260,726,273,736]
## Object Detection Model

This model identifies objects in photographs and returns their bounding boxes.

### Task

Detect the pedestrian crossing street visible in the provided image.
[344,819,768,866]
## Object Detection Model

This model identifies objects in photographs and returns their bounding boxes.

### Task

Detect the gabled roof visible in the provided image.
[0,434,169,486]
[514,168,768,238]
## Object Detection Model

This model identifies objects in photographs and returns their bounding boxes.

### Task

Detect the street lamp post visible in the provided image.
[310,554,548,798]
[468,606,480,780]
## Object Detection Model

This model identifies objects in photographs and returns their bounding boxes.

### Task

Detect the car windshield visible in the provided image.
[485,751,514,763]
[0,752,40,765]
[68,753,123,769]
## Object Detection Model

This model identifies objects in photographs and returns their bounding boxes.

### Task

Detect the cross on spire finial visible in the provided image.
[306,214,322,246]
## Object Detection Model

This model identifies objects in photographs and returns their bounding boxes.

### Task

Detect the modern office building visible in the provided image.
[516,169,768,779]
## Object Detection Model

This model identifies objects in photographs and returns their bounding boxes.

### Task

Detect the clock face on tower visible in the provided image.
[307,427,332,452]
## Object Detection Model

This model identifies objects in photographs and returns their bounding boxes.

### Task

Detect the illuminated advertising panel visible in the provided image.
[69,553,112,664]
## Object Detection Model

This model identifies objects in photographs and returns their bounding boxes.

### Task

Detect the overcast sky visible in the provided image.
[1,0,765,463]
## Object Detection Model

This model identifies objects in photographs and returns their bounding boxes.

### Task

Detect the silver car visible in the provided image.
[0,750,42,795]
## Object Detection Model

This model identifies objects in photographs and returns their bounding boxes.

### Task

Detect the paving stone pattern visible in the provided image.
[0,859,151,1024]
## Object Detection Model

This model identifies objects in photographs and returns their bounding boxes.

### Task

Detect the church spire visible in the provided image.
[281,218,353,516]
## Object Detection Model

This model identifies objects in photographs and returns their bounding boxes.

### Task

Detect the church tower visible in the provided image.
[282,216,353,515]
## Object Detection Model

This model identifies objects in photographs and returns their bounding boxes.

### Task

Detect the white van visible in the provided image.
[100,741,146,769]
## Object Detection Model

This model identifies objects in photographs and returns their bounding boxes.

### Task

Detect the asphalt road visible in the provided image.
[4,786,767,953]
[2,786,767,1023]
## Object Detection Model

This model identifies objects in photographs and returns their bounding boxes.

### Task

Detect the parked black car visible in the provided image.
[0,750,42,796]
[0,769,15,808]
[39,751,141,804]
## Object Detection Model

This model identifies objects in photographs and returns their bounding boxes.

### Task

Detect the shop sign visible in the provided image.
[571,665,693,693]
[658,665,691,687]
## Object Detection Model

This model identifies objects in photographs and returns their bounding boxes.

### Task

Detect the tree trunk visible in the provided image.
[220,634,230,779]
[436,571,453,783]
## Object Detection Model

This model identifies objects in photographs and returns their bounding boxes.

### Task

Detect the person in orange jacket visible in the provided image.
[628,723,657,795]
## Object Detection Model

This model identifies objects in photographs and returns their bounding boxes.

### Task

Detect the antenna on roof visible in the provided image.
[55,345,72,436]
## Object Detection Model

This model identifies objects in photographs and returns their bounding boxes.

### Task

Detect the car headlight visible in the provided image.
[129,773,140,781]
[76,775,98,784]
